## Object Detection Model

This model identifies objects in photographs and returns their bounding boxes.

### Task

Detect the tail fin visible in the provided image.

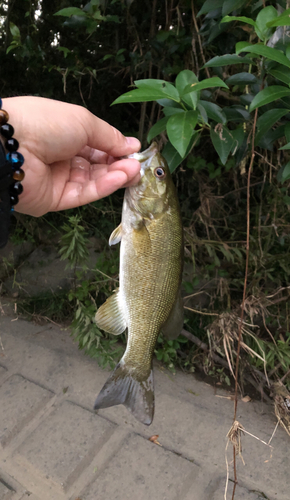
[94,360,154,425]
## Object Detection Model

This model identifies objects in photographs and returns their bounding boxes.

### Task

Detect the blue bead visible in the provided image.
[6,151,24,167]
[0,98,2,109]
[10,207,14,212]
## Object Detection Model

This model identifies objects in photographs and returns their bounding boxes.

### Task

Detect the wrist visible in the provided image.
[0,99,25,248]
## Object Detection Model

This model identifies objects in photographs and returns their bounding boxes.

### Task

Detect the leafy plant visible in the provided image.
[155,334,188,372]
[112,72,230,170]
[59,215,89,269]
[3,0,290,390]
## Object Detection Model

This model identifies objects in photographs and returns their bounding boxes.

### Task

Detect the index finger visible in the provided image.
[81,110,141,157]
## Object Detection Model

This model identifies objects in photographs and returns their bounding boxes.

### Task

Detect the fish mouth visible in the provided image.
[126,142,158,164]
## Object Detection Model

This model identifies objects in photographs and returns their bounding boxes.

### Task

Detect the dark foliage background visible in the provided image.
[1,0,290,391]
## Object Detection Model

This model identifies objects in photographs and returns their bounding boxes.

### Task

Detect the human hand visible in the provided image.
[2,96,141,217]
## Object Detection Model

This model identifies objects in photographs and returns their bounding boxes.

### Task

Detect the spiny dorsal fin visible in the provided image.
[95,289,126,335]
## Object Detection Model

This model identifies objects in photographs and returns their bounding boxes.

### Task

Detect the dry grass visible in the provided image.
[271,382,290,437]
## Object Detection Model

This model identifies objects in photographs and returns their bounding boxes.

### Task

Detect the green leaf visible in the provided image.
[156,98,181,108]
[147,117,169,142]
[197,103,208,124]
[236,43,290,69]
[166,111,198,158]
[267,9,290,27]
[210,126,234,165]
[223,105,250,122]
[199,100,227,124]
[208,22,228,43]
[54,7,87,17]
[6,43,18,54]
[134,79,180,101]
[112,87,180,105]
[285,123,290,142]
[182,77,228,96]
[258,124,285,150]
[93,11,105,20]
[255,6,277,41]
[279,142,290,150]
[134,79,179,99]
[221,15,256,27]
[255,109,289,145]
[231,128,246,152]
[182,91,199,110]
[58,46,71,58]
[9,22,20,38]
[175,70,198,95]
[163,107,185,117]
[268,65,290,85]
[197,0,224,16]
[156,30,170,42]
[250,86,290,112]
[102,54,114,61]
[176,70,199,109]
[222,0,248,16]
[105,14,120,23]
[225,72,257,85]
[281,161,290,183]
[162,142,183,173]
[204,54,252,68]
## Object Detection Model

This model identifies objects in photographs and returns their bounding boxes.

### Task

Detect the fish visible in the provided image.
[94,142,183,425]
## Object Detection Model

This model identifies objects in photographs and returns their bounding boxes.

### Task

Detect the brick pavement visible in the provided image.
[0,314,288,500]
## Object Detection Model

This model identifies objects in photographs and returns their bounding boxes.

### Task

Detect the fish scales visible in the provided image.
[94,143,183,425]
[121,213,182,366]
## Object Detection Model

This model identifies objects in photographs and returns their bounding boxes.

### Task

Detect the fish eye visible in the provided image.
[154,167,166,179]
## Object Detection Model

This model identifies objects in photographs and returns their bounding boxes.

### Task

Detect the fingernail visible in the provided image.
[126,137,141,150]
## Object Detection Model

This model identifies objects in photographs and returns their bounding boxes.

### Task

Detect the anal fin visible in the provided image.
[161,289,184,340]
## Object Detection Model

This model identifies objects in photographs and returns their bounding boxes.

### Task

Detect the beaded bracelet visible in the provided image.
[0,98,25,248]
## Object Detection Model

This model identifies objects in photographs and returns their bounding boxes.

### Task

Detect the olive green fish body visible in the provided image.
[94,143,183,425]
[121,191,182,371]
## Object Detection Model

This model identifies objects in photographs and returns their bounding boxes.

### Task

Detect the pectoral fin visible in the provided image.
[161,290,184,340]
[95,289,126,335]
[109,224,122,246]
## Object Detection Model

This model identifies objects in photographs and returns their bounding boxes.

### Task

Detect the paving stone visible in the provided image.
[154,393,230,464]
[82,433,198,500]
[0,364,7,380]
[16,400,115,492]
[212,478,266,500]
[0,478,15,500]
[18,495,40,500]
[0,374,53,448]
[151,394,290,499]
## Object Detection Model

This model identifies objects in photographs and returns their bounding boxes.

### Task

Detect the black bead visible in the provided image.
[0,123,14,139]
[6,138,19,152]
[10,193,19,206]
[10,181,23,195]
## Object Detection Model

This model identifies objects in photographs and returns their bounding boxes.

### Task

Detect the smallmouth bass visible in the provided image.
[94,142,183,425]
